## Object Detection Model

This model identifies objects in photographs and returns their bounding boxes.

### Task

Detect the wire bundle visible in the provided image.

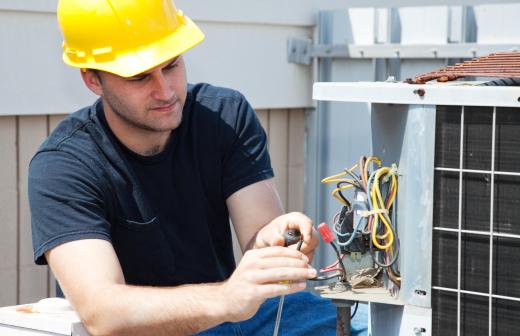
[321,156,401,287]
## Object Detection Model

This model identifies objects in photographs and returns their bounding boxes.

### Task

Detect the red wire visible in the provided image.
[319,254,345,273]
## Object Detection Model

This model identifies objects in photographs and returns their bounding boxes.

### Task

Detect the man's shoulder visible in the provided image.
[186,83,253,124]
[188,83,245,104]
[33,102,103,171]
[29,101,110,189]
[39,103,95,153]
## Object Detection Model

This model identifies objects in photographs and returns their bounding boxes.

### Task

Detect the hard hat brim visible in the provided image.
[62,15,204,78]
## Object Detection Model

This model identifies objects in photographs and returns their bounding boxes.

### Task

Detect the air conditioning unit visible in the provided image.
[313,81,520,336]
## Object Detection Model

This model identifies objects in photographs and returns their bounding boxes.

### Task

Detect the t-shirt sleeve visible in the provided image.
[29,150,112,265]
[220,94,274,199]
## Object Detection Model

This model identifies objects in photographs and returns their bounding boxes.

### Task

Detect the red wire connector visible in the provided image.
[318,222,335,244]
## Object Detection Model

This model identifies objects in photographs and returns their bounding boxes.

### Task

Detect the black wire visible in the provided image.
[296,238,342,282]
[351,301,359,319]
[330,242,347,280]
[308,242,347,282]
[296,239,303,251]
[335,179,365,210]
[335,181,353,208]
[344,168,363,188]
[307,273,342,281]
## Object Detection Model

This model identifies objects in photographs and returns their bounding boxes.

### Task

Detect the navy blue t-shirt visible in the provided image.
[28,83,273,286]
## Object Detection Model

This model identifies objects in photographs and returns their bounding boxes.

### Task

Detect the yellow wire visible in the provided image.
[331,184,354,205]
[322,165,360,206]
[364,157,381,180]
[321,157,399,252]
[321,162,359,184]
[346,162,359,174]
[370,167,398,250]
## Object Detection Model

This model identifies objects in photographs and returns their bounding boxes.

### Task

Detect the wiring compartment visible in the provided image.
[315,102,436,309]
[314,156,401,304]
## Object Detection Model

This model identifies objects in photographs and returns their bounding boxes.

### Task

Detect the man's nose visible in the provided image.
[150,72,173,101]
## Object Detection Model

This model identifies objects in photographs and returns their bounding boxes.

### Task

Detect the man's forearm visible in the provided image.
[81,282,229,336]
[48,239,316,336]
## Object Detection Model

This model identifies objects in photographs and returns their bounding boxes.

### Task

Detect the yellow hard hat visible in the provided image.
[57,0,205,77]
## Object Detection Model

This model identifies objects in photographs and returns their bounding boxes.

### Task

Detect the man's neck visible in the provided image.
[103,105,171,157]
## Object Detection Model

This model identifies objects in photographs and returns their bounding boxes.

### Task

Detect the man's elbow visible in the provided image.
[80,305,122,336]
[81,306,136,336]
[74,287,130,336]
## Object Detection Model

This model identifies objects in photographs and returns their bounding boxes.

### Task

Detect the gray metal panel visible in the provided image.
[371,104,436,308]
[370,303,404,336]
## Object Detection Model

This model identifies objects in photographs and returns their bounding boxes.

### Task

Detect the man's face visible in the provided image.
[93,56,188,133]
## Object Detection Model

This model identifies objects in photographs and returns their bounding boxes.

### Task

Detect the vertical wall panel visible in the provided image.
[18,116,48,304]
[256,109,269,136]
[268,109,289,210]
[0,117,18,306]
[287,109,306,212]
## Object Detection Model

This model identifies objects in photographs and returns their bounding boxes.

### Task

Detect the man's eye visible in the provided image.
[128,76,146,82]
[165,62,178,70]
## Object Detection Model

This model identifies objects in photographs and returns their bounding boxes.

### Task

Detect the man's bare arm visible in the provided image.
[47,238,314,336]
[227,178,319,259]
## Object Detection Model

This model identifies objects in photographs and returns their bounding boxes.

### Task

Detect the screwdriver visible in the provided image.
[272,229,303,336]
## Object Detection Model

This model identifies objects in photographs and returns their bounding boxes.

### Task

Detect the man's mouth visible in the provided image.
[150,100,177,112]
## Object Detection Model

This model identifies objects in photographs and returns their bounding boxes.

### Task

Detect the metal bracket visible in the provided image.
[287,38,313,65]
[287,37,520,65]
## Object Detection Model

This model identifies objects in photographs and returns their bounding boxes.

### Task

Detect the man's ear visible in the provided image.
[80,69,103,96]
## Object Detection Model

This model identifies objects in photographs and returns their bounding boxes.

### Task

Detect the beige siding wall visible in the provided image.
[0,114,67,307]
[0,109,305,306]
[257,109,306,212]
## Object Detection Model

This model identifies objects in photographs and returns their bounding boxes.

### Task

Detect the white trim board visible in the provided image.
[313,81,520,108]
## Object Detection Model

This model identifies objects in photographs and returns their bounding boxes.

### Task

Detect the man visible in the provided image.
[29,1,366,335]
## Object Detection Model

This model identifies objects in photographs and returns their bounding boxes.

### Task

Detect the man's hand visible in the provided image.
[253,212,320,262]
[219,246,317,322]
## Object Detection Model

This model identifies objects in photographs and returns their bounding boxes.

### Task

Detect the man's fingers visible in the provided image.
[253,267,317,284]
[283,212,313,236]
[306,251,315,263]
[245,246,308,261]
[255,257,309,269]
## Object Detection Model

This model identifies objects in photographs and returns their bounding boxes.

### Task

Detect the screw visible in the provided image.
[413,89,426,97]
[414,289,427,296]
[414,327,426,334]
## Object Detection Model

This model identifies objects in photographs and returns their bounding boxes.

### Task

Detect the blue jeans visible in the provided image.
[195,291,368,335]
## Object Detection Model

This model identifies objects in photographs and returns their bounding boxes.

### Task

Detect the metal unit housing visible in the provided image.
[313,81,520,336]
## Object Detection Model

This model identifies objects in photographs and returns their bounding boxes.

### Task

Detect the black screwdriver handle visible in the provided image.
[283,229,302,247]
